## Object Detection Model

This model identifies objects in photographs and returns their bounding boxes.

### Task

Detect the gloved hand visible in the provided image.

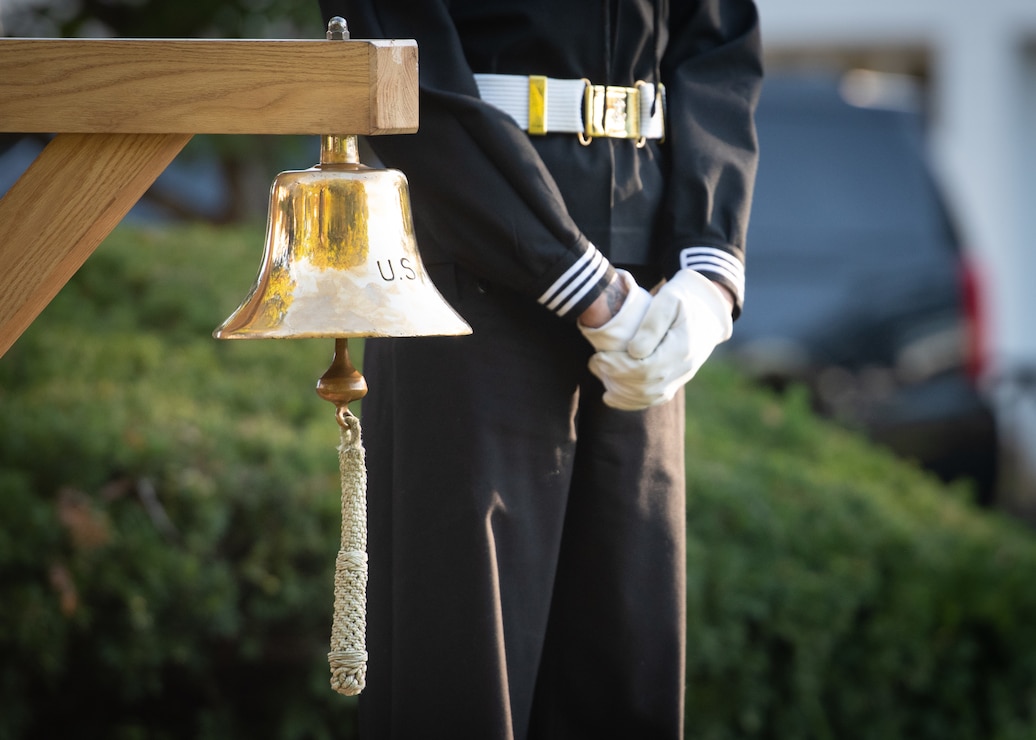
[588,269,733,410]
[577,269,652,351]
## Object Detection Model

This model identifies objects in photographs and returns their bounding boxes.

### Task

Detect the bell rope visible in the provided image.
[328,411,369,695]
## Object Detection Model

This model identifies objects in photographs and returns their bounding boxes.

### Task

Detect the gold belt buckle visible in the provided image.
[580,81,641,145]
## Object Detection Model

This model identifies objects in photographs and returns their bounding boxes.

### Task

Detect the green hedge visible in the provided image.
[2,225,1035,738]
[683,369,1036,738]
[0,225,354,739]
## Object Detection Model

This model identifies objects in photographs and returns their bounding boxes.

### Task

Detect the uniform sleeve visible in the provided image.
[659,0,763,319]
[317,0,616,321]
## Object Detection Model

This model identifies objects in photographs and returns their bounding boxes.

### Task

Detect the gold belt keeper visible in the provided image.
[528,75,548,135]
[582,83,641,143]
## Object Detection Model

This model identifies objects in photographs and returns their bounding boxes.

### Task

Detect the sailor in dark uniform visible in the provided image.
[317,2,762,737]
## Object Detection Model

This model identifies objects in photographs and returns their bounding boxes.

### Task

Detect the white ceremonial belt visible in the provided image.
[473,73,666,146]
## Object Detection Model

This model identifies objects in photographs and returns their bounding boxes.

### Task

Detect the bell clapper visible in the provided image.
[316,337,369,429]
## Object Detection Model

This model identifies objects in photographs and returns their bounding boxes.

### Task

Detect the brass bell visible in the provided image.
[214,133,471,340]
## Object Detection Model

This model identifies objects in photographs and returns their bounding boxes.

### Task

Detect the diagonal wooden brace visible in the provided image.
[0,132,191,357]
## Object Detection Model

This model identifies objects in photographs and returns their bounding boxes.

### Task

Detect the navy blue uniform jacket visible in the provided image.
[317,0,762,320]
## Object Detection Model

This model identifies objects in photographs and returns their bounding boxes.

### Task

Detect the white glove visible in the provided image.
[577,270,652,351]
[588,269,733,410]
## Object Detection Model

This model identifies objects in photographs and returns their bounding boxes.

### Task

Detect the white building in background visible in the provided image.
[757,0,1036,508]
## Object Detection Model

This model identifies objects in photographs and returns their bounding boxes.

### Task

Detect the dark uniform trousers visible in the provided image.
[358,262,688,739]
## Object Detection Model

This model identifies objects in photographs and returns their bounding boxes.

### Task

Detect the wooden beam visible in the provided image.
[0,38,418,135]
[0,133,192,357]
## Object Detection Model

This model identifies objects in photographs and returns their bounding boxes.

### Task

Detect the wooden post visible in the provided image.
[0,38,418,358]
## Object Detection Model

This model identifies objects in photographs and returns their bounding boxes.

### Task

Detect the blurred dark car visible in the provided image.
[721,72,997,499]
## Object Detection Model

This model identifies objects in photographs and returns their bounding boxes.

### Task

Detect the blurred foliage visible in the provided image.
[1,0,318,40]
[0,224,357,739]
[683,369,1036,739]
[2,224,1036,738]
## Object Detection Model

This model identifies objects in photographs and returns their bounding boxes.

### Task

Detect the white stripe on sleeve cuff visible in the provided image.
[679,246,745,304]
[539,243,609,318]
